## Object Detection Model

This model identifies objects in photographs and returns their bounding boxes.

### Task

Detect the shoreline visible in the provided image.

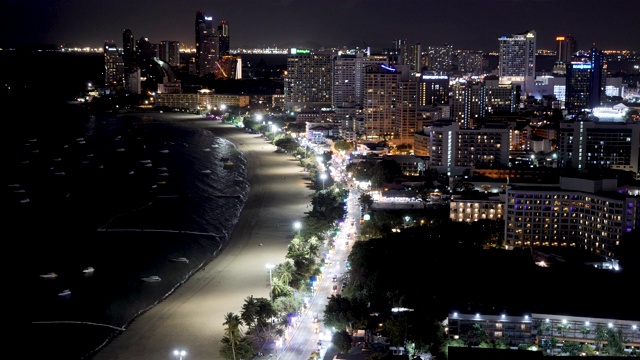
[91,115,315,360]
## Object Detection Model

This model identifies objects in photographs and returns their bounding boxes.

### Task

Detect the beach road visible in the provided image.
[92,116,315,360]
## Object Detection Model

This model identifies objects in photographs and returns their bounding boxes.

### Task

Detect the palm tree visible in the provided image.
[581,326,591,339]
[271,277,292,299]
[240,296,259,331]
[594,325,607,352]
[287,237,304,255]
[276,261,295,286]
[223,312,243,360]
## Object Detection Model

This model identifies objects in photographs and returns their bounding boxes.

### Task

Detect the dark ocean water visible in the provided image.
[0,50,280,359]
[12,107,250,359]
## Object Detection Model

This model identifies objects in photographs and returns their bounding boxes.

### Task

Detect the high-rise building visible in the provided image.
[103,40,124,88]
[556,34,577,63]
[565,47,605,115]
[419,75,449,106]
[552,35,577,75]
[483,77,520,115]
[395,77,419,146]
[498,30,536,95]
[218,20,230,57]
[457,50,484,76]
[284,48,334,112]
[557,119,639,173]
[195,10,218,76]
[159,40,180,67]
[195,10,206,75]
[504,176,639,262]
[332,51,388,108]
[426,44,453,75]
[408,42,422,73]
[451,81,483,129]
[363,64,418,146]
[122,29,137,75]
[427,121,510,176]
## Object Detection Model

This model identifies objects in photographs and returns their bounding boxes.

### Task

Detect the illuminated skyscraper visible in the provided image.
[498,30,536,95]
[218,20,230,57]
[103,40,124,87]
[284,49,333,111]
[556,34,577,63]
[363,64,418,145]
[565,47,605,115]
[195,10,218,76]
[426,44,453,75]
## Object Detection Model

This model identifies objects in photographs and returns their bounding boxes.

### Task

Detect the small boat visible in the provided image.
[141,276,161,282]
[40,272,58,279]
[58,289,71,297]
[201,170,211,174]
[223,161,233,168]
[83,267,95,275]
[170,257,189,263]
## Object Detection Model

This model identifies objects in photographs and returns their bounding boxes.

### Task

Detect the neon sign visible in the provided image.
[290,48,310,54]
[381,64,396,72]
[423,75,448,80]
[556,36,565,41]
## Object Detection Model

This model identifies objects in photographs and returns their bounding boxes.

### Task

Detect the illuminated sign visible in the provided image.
[381,64,396,72]
[205,16,213,21]
[526,32,535,38]
[290,48,310,54]
[572,63,592,69]
[423,75,448,80]
[556,36,565,41]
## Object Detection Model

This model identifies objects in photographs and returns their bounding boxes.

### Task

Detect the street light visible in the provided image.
[266,263,275,301]
[293,221,301,236]
[173,349,186,360]
[271,124,278,145]
[321,173,327,190]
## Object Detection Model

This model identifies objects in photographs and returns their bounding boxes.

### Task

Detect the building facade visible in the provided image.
[557,119,640,173]
[498,30,536,96]
[504,177,640,262]
[284,49,334,112]
[447,311,639,349]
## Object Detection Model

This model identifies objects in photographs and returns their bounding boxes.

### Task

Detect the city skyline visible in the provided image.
[2,0,638,52]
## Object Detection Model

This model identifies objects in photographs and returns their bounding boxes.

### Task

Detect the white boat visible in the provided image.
[40,272,58,279]
[58,289,71,297]
[201,170,211,174]
[83,267,95,275]
[170,257,189,263]
[141,276,161,282]
[223,161,233,168]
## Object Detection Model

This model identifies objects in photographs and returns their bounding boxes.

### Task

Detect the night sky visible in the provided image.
[1,0,638,52]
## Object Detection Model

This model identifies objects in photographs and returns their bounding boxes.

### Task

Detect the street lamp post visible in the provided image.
[173,349,186,360]
[321,173,327,190]
[293,221,301,236]
[266,264,275,301]
[271,124,277,145]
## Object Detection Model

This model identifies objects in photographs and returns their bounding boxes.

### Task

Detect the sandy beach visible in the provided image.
[92,117,315,360]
